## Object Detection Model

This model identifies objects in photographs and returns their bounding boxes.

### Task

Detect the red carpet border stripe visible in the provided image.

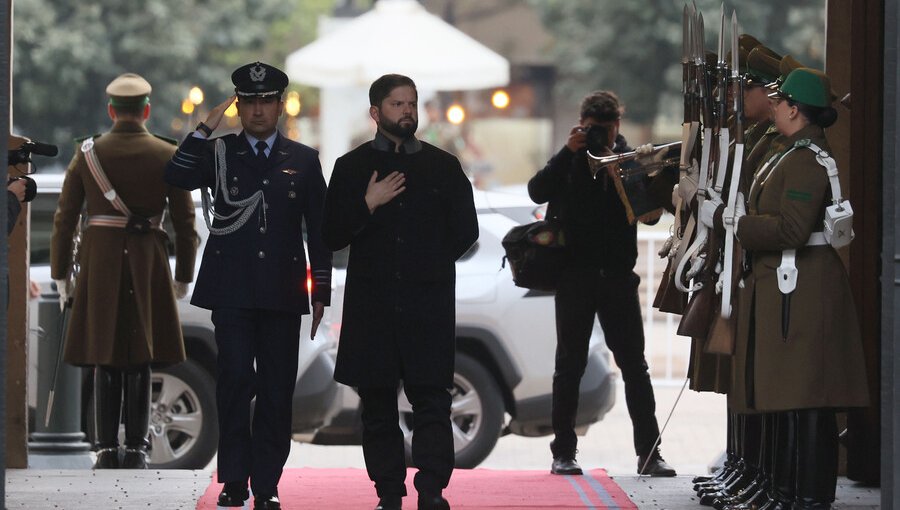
[197,468,637,509]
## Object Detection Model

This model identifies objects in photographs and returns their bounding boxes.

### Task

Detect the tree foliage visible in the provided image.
[531,0,826,132]
[13,0,333,165]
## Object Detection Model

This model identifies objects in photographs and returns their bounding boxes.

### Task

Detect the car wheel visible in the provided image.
[147,360,218,469]
[398,353,504,469]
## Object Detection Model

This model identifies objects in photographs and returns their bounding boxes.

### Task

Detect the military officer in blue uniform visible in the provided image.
[165,62,331,510]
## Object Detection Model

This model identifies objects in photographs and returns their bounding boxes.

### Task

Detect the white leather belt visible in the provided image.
[806,232,827,246]
[87,214,163,230]
[778,232,829,295]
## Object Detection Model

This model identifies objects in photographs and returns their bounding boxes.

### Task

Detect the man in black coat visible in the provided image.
[165,62,331,510]
[528,90,677,477]
[322,74,478,510]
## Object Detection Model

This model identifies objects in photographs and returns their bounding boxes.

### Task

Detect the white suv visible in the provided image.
[27,173,343,469]
[27,174,616,470]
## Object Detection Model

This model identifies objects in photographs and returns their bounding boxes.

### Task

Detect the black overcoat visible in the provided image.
[323,139,478,388]
[165,132,331,313]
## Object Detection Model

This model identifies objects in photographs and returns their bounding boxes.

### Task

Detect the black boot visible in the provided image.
[121,364,151,469]
[717,414,767,509]
[93,366,123,469]
[696,412,738,492]
[766,411,797,509]
[793,409,837,509]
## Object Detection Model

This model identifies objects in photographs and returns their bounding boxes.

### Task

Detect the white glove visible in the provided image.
[635,143,670,166]
[676,160,700,204]
[726,192,747,235]
[54,279,68,310]
[699,192,723,229]
[635,143,654,156]
[173,280,189,300]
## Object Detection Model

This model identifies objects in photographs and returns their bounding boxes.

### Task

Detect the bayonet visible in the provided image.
[720,9,745,319]
[675,6,715,293]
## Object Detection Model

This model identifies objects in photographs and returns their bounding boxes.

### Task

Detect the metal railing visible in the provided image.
[636,226,693,386]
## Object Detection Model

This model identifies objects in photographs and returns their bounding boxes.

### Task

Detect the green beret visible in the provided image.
[768,68,832,108]
[106,73,151,107]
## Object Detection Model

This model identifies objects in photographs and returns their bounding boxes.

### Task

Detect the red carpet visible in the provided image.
[197,468,636,509]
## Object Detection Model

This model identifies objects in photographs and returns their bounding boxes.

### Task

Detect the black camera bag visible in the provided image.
[501,219,566,292]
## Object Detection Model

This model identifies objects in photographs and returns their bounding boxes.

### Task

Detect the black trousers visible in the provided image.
[358,385,453,499]
[552,267,661,458]
[211,308,301,499]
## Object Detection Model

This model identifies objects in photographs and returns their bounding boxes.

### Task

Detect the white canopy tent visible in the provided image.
[285,0,510,177]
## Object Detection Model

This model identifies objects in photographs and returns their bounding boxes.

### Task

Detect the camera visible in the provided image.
[584,124,611,154]
[8,140,58,167]
[8,175,37,202]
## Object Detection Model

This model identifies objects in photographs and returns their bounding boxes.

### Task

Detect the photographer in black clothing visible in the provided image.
[527,90,676,477]
[7,139,47,234]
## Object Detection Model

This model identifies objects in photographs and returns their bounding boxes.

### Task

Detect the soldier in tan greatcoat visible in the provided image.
[700,68,868,510]
[50,73,197,469]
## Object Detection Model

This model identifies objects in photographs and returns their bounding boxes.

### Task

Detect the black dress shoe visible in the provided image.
[217,482,249,507]
[375,495,403,510]
[93,447,119,469]
[254,494,281,510]
[637,452,677,477]
[120,447,148,469]
[418,495,450,510]
[551,457,583,475]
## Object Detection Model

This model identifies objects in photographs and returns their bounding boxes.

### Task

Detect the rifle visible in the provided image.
[676,4,732,340]
[673,6,715,295]
[653,3,697,314]
[719,10,745,319]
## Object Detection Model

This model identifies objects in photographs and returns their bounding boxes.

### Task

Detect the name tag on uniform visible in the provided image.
[282,169,298,175]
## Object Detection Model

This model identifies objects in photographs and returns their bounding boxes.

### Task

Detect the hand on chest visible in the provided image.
[369,167,445,222]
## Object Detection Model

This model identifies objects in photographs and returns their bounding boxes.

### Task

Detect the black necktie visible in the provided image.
[255,140,268,163]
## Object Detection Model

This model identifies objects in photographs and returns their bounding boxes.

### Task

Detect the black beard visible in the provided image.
[380,117,418,139]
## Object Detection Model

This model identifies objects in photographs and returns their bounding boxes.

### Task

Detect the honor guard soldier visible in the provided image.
[50,73,198,470]
[165,62,331,510]
[700,68,868,510]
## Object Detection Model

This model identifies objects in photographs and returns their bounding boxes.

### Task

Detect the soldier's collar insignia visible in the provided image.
[282,169,298,175]
[250,63,266,82]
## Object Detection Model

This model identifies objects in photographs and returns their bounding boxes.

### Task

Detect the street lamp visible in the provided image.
[285,91,301,117]
[188,86,204,106]
[181,99,195,115]
[446,104,465,125]
[491,90,510,109]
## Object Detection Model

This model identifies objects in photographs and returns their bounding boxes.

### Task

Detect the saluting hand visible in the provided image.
[204,95,237,132]
[310,301,325,340]
[365,171,405,214]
